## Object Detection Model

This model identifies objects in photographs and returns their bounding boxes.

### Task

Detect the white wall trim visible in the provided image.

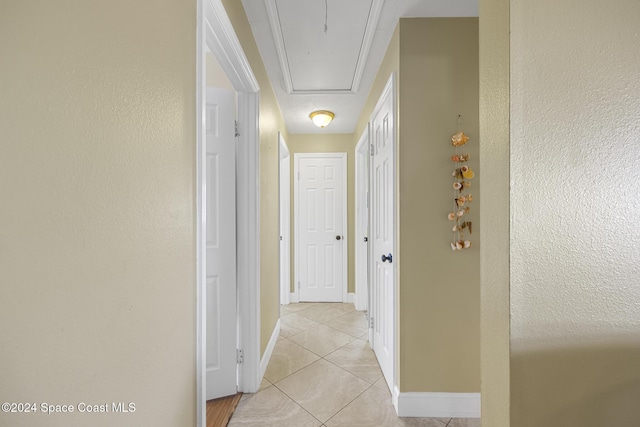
[393,385,400,414]
[264,0,383,94]
[354,129,369,312]
[260,318,281,379]
[279,134,291,306]
[205,0,259,92]
[196,2,206,425]
[287,293,351,305]
[396,391,481,418]
[350,0,384,93]
[236,91,261,394]
[264,0,294,94]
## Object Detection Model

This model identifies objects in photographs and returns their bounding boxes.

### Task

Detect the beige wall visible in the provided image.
[286,134,356,294]
[222,0,289,356]
[397,18,480,392]
[206,51,235,91]
[354,19,480,394]
[509,0,640,425]
[479,0,511,424]
[0,2,196,426]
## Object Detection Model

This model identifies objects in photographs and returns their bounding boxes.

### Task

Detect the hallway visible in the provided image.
[228,303,480,427]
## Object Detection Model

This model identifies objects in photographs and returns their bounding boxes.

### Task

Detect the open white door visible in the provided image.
[205,87,237,400]
[279,135,291,305]
[295,153,347,303]
[370,75,395,395]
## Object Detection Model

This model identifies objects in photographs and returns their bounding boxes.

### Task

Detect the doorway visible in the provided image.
[294,153,348,303]
[198,1,261,425]
[369,74,396,398]
[204,86,237,400]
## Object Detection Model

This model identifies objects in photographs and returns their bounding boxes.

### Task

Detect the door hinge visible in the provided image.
[370,317,374,328]
[236,349,244,364]
[297,171,301,181]
[234,120,240,137]
[370,144,374,156]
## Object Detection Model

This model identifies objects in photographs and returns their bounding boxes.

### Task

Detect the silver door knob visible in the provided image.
[336,235,342,240]
[381,253,393,263]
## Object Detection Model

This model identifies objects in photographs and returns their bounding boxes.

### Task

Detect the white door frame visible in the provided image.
[293,152,348,303]
[355,129,370,312]
[197,1,261,425]
[279,134,291,305]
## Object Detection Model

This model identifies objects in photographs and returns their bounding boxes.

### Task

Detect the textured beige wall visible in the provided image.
[222,0,289,356]
[510,0,640,425]
[479,0,510,423]
[0,2,196,426]
[206,51,235,91]
[287,134,355,295]
[398,18,480,392]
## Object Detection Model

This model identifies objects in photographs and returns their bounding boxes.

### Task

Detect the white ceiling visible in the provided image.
[241,0,478,134]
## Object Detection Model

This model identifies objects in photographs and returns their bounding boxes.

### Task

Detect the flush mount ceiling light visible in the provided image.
[309,110,335,128]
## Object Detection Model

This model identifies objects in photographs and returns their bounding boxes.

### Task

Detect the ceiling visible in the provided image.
[241,0,478,134]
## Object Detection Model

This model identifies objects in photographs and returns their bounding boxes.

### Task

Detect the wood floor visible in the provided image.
[206,393,242,427]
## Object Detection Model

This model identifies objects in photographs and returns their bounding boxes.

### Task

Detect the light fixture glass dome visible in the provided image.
[309,110,335,128]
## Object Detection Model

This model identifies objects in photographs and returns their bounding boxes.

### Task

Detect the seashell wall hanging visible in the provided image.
[448,116,474,251]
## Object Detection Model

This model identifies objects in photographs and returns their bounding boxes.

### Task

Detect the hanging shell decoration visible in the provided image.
[451,131,469,147]
[449,125,474,251]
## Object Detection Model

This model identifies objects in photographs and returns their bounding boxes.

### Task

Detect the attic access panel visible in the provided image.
[271,0,378,93]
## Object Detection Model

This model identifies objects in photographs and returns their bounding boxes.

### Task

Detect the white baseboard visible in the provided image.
[393,386,400,413]
[354,292,366,311]
[396,391,481,418]
[288,293,355,304]
[281,292,290,305]
[259,318,280,380]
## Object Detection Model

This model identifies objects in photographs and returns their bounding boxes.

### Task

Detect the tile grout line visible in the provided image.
[322,380,378,426]
[277,303,375,425]
[272,303,381,425]
[270,381,325,427]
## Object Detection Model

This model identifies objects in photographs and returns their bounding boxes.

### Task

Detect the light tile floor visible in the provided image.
[229,303,480,427]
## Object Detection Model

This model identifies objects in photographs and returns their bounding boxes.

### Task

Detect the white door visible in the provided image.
[295,153,347,302]
[355,130,370,312]
[279,135,291,305]
[370,76,395,393]
[205,87,237,400]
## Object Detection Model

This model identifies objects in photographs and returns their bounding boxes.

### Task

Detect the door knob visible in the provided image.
[336,235,342,240]
[381,253,393,263]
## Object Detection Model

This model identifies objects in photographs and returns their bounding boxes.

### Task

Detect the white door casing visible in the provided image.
[199,1,261,423]
[279,134,291,305]
[205,87,237,400]
[370,74,396,397]
[355,129,370,312]
[295,153,347,303]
